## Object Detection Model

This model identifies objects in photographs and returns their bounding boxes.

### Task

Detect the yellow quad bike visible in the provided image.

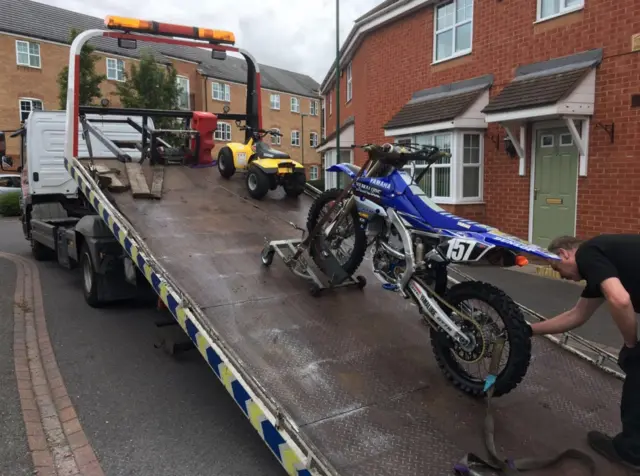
[216,123,307,200]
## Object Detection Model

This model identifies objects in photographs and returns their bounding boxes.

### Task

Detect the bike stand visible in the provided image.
[260,223,367,297]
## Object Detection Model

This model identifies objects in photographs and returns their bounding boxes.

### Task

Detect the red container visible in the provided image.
[190,111,218,166]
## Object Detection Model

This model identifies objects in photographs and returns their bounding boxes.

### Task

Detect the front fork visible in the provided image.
[407,277,472,348]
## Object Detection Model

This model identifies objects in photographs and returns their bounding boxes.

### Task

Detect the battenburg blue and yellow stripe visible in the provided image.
[64,157,316,476]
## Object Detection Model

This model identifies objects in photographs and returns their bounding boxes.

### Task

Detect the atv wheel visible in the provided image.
[217,147,236,179]
[246,164,270,200]
[430,280,531,398]
[306,188,367,277]
[283,172,306,198]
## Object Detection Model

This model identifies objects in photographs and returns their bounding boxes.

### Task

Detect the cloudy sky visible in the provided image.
[38,0,383,84]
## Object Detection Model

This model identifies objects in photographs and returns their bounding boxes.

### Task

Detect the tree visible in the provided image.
[57,28,106,109]
[115,50,181,111]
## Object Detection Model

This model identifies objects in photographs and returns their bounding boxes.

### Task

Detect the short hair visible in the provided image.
[548,235,583,253]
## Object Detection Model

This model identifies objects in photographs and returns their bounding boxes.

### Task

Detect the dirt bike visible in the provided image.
[305,142,560,397]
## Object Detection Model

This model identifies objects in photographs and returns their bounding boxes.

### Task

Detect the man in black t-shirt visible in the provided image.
[527,234,640,471]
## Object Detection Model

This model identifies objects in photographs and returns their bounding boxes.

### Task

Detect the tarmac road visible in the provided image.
[0,217,284,476]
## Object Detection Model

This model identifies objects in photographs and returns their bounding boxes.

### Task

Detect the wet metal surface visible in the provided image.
[110,164,625,476]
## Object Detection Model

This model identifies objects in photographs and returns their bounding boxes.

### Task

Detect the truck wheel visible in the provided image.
[217,147,236,179]
[31,239,52,261]
[80,243,102,308]
[246,165,270,200]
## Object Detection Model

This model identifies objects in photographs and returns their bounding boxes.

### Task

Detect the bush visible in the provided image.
[307,179,325,191]
[0,192,21,217]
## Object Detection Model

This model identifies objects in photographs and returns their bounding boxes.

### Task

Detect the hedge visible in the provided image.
[0,192,21,217]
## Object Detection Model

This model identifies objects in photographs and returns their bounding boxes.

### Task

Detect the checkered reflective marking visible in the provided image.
[64,157,313,476]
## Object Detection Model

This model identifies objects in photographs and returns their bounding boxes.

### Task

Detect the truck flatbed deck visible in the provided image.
[87,159,624,476]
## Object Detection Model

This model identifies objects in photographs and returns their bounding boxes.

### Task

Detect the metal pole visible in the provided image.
[335,0,340,172]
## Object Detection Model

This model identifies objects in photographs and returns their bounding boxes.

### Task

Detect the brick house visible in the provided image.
[0,0,322,180]
[319,0,640,247]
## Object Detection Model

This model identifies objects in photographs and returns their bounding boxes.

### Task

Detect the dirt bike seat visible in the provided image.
[256,142,291,159]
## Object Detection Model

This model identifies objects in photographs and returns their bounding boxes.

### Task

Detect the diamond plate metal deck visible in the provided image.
[112,165,625,476]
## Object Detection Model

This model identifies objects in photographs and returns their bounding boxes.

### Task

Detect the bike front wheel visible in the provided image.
[306,188,367,277]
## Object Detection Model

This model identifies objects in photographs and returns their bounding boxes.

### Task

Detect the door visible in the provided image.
[531,127,579,248]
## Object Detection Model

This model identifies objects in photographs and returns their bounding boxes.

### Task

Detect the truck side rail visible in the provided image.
[63,28,338,476]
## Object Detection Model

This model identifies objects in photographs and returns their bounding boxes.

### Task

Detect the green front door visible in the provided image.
[531,127,579,249]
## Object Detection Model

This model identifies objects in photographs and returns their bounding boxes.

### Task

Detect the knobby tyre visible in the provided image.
[430,280,531,398]
[306,188,367,277]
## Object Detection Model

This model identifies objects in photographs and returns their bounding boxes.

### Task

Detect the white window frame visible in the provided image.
[310,132,318,148]
[270,94,280,110]
[346,63,353,102]
[329,93,333,115]
[214,122,232,141]
[310,100,319,116]
[397,129,484,204]
[18,98,43,123]
[291,97,300,113]
[15,40,41,68]
[212,82,231,102]
[433,0,474,64]
[309,165,319,181]
[291,130,300,147]
[271,128,281,145]
[176,76,190,110]
[106,58,125,82]
[536,0,584,22]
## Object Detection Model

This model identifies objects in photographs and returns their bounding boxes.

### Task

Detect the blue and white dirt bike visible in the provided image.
[306,143,560,397]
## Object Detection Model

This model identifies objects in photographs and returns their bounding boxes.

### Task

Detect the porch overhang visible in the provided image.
[316,116,355,153]
[383,74,494,137]
[482,49,602,176]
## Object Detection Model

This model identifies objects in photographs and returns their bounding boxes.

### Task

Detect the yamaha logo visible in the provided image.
[370,178,392,190]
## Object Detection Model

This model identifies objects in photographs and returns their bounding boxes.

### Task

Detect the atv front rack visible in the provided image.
[260,222,367,297]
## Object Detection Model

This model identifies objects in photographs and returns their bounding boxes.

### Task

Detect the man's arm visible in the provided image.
[600,277,637,347]
[530,297,603,335]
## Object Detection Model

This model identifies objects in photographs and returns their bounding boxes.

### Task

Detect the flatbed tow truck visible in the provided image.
[1,15,628,476]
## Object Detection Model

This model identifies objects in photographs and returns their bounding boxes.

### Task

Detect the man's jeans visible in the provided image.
[614,346,640,464]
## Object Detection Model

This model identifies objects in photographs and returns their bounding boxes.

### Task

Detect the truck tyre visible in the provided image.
[246,164,270,200]
[80,243,102,308]
[31,239,52,261]
[217,147,236,179]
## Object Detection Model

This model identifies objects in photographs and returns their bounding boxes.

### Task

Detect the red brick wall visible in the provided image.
[323,0,640,239]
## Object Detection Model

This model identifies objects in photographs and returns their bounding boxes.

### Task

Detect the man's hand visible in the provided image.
[529,297,602,336]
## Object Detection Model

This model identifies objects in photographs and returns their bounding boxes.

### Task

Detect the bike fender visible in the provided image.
[326,163,357,178]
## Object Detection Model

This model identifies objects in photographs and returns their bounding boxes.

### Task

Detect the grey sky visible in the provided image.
[37,0,382,83]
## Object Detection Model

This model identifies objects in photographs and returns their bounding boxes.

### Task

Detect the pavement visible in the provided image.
[0,217,283,476]
[0,215,626,475]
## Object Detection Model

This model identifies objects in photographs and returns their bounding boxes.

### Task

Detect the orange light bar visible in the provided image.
[105,16,152,31]
[515,255,529,267]
[197,28,236,44]
[104,16,236,45]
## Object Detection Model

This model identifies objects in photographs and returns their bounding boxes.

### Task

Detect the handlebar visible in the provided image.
[238,124,283,137]
[355,142,451,166]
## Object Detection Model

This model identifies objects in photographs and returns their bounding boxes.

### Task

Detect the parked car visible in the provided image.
[0,173,21,195]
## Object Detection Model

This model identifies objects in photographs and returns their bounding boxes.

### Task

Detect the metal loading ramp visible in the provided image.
[104,162,623,476]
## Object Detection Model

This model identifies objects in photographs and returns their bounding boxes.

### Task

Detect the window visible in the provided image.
[176,76,190,110]
[540,135,554,147]
[215,122,231,141]
[270,94,280,110]
[434,0,473,63]
[538,0,583,21]
[291,97,300,113]
[19,99,43,123]
[212,82,230,102]
[271,128,281,145]
[16,40,41,68]
[291,130,300,147]
[310,100,319,116]
[560,133,573,146]
[329,94,332,115]
[309,165,319,181]
[106,58,125,81]
[0,176,20,187]
[398,130,483,203]
[346,63,353,102]
[462,134,481,199]
[310,132,318,148]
